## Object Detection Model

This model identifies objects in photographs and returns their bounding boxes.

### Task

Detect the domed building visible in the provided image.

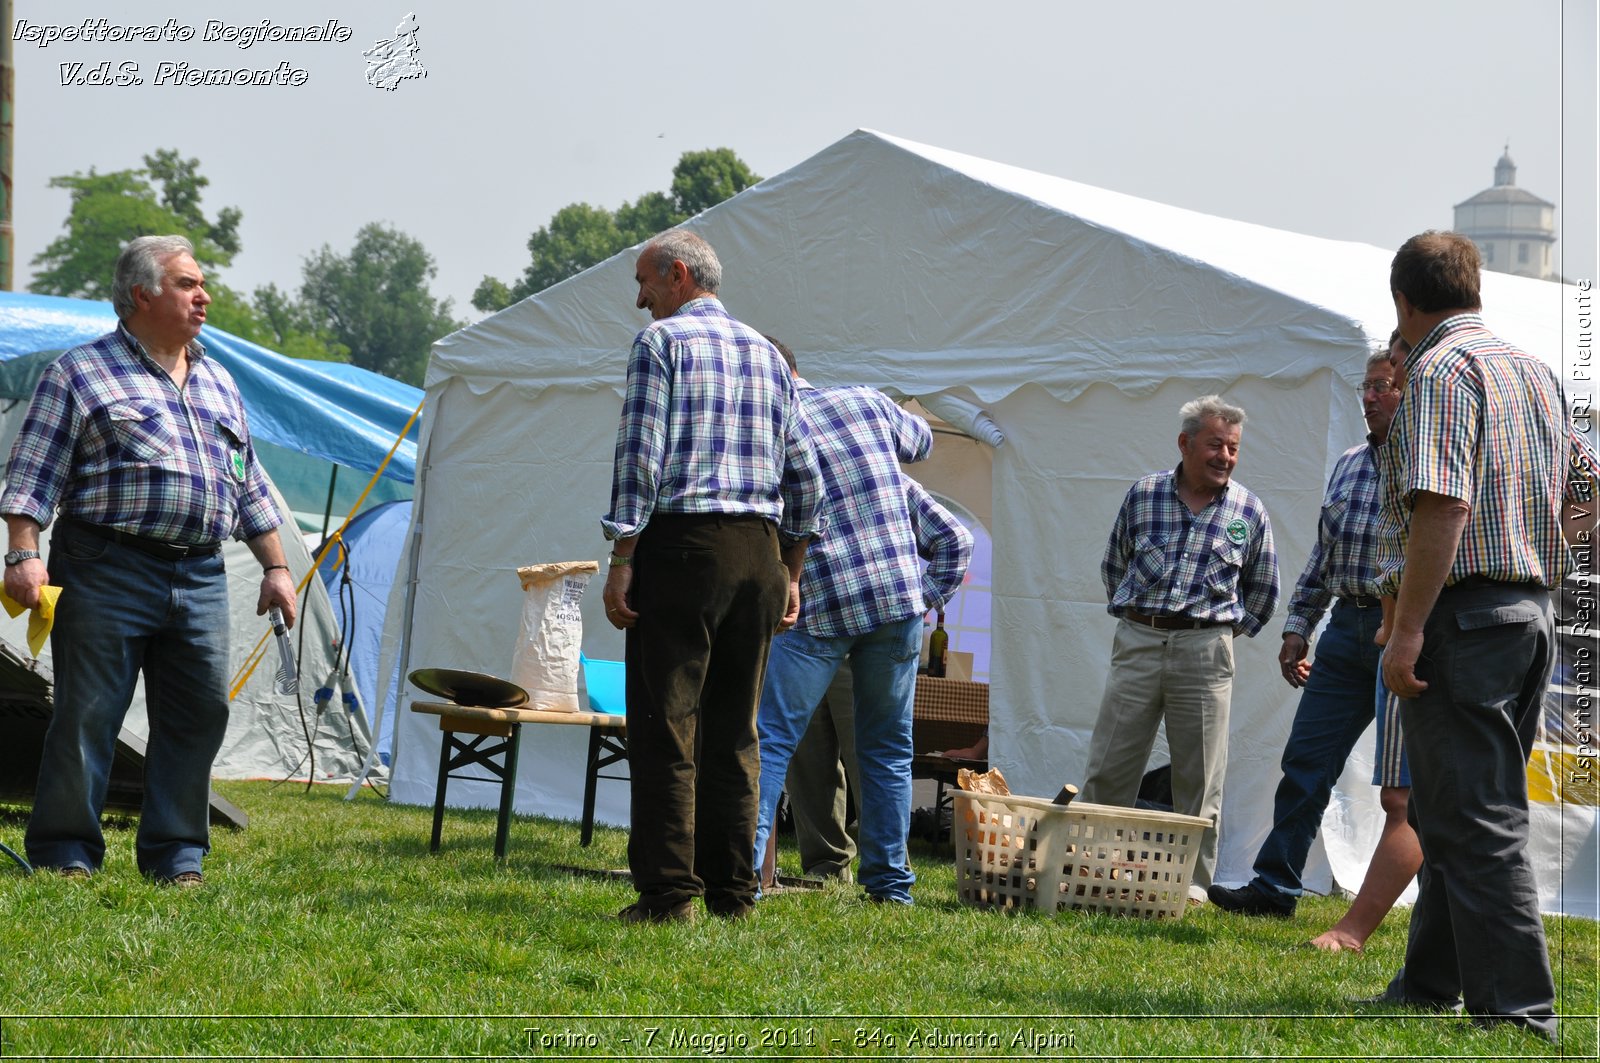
[1453,146,1557,280]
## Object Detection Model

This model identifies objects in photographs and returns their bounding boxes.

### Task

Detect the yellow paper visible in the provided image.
[1,585,62,656]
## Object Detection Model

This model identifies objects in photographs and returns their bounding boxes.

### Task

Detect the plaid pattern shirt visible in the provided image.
[1376,313,1591,592]
[1102,466,1280,636]
[1,326,278,544]
[602,298,822,544]
[907,478,973,611]
[793,382,934,638]
[1283,441,1383,639]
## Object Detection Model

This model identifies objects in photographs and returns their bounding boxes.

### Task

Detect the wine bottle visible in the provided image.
[928,610,949,678]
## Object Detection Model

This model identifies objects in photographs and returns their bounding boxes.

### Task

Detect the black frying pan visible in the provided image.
[408,668,529,708]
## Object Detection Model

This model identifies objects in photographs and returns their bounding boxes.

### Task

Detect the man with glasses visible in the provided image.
[1210,336,1413,921]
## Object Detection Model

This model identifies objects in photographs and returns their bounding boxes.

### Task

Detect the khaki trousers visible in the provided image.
[1079,619,1234,889]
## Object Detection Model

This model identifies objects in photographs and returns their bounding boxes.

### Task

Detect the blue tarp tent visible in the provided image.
[317,499,411,764]
[0,290,422,529]
[1,291,426,766]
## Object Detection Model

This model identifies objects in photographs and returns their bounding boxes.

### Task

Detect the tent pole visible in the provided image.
[321,465,340,541]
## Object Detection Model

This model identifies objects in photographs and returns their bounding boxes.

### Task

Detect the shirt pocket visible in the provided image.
[107,401,178,466]
[212,412,250,486]
[1127,532,1169,593]
[1203,541,1245,602]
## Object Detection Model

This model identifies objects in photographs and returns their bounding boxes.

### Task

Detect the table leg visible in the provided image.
[493,724,523,863]
[430,731,452,852]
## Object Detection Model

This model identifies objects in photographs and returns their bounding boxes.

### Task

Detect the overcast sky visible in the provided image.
[8,1,1596,322]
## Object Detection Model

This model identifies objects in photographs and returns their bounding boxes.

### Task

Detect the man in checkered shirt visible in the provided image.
[2,235,298,887]
[601,230,823,924]
[1361,230,1595,1039]
[749,342,971,902]
[1080,395,1280,900]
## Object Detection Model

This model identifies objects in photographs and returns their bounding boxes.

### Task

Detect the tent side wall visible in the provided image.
[388,379,629,823]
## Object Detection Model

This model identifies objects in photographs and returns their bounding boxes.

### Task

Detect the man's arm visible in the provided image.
[245,530,298,628]
[908,481,972,608]
[778,538,810,632]
[2,515,47,609]
[1236,514,1280,637]
[1100,492,1134,607]
[1381,490,1469,698]
[885,396,933,465]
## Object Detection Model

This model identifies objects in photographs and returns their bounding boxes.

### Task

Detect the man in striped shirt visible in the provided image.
[753,376,972,901]
[1364,230,1579,1038]
[2,235,297,887]
[749,343,968,905]
[1080,395,1280,899]
[601,230,823,924]
[1211,338,1420,932]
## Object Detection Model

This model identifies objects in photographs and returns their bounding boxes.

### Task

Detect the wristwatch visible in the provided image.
[4,549,41,567]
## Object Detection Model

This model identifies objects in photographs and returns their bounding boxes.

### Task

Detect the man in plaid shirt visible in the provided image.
[751,345,971,902]
[1080,395,1279,899]
[1211,338,1420,934]
[1362,231,1591,1039]
[601,230,822,924]
[2,235,298,887]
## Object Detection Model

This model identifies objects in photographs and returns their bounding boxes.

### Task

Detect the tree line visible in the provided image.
[28,148,761,385]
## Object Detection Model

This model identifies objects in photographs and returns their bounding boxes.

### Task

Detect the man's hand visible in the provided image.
[1278,632,1312,688]
[777,578,801,632]
[1374,595,1396,647]
[603,564,637,629]
[1381,627,1428,698]
[256,568,298,628]
[3,557,48,610]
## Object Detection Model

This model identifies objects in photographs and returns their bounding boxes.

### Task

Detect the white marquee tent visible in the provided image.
[387,129,1594,915]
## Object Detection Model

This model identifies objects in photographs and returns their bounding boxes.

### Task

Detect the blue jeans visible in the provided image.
[754,616,920,903]
[1251,600,1382,899]
[25,522,232,878]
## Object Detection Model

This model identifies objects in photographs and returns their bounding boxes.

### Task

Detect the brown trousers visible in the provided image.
[624,513,788,914]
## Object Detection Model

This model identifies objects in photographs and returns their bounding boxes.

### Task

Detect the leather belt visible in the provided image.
[1340,595,1380,608]
[1122,609,1226,631]
[60,517,222,562]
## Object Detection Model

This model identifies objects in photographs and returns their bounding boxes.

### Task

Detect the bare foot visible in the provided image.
[1309,928,1364,953]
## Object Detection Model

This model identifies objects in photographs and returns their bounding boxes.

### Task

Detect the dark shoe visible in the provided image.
[866,893,913,907]
[617,900,695,924]
[158,871,204,889]
[707,903,753,921]
[58,865,93,880]
[1207,880,1295,918]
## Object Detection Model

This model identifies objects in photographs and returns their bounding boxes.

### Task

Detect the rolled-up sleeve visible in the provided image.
[0,362,81,527]
[601,338,672,541]
[910,482,972,609]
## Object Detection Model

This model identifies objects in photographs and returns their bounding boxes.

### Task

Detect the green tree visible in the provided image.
[669,148,760,217]
[299,223,462,385]
[204,283,350,364]
[471,149,760,313]
[614,191,684,246]
[30,151,241,299]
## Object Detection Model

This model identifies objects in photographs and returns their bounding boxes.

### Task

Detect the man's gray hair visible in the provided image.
[113,235,196,321]
[1365,345,1395,373]
[1179,394,1247,436]
[645,228,722,293]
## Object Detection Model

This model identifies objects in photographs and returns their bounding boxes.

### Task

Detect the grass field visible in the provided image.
[1,780,1594,1060]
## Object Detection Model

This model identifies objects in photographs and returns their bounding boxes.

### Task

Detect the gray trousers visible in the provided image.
[786,664,858,878]
[1384,579,1556,1037]
[1080,620,1234,890]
